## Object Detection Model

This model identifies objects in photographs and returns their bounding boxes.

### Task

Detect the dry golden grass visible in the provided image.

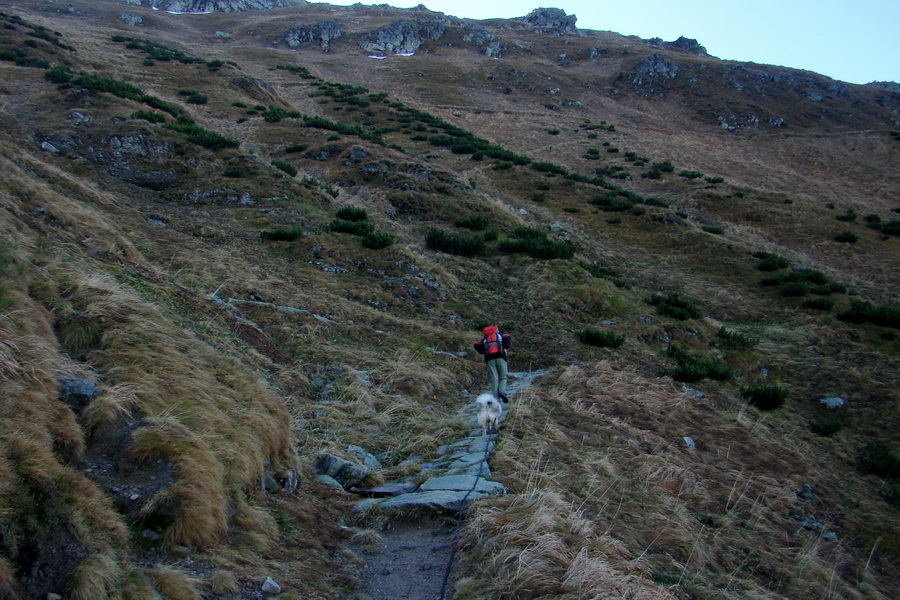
[458,361,897,599]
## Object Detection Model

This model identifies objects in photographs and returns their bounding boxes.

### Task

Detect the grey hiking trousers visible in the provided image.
[486,357,508,400]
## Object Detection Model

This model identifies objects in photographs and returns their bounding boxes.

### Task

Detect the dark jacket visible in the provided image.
[474,334,511,363]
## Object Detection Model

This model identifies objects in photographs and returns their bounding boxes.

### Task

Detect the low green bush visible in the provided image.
[836,210,857,222]
[703,226,725,235]
[498,228,576,260]
[131,110,166,123]
[285,143,308,153]
[223,166,246,178]
[666,345,731,382]
[330,219,374,236]
[454,215,490,230]
[260,227,303,241]
[647,293,703,320]
[802,296,834,310]
[164,117,239,150]
[335,207,368,222]
[425,228,485,257]
[837,300,900,328]
[859,441,900,479]
[834,230,859,243]
[717,327,757,351]
[753,252,789,271]
[577,328,625,348]
[270,159,297,177]
[362,230,396,250]
[678,170,704,180]
[742,383,787,410]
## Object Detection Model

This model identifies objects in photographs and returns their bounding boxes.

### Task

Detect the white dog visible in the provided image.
[475,393,503,436]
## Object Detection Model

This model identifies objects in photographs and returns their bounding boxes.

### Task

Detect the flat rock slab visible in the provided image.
[378,489,493,512]
[419,475,505,495]
[352,482,417,496]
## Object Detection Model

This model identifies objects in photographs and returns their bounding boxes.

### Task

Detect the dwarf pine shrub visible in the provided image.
[498,228,576,260]
[454,215,490,230]
[425,228,486,257]
[754,252,789,271]
[164,117,239,150]
[131,110,166,123]
[834,230,859,243]
[742,383,787,410]
[577,328,625,348]
[679,170,704,180]
[836,210,857,222]
[260,227,303,241]
[666,345,731,382]
[335,207,368,222]
[362,231,396,250]
[703,226,725,235]
[647,293,703,320]
[717,327,758,351]
[837,300,900,328]
[859,441,900,479]
[177,89,207,105]
[802,296,834,310]
[271,159,297,177]
[330,219,374,236]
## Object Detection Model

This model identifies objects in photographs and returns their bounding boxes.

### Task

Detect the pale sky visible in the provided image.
[316,0,899,85]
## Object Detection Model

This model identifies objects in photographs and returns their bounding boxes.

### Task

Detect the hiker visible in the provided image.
[474,324,511,402]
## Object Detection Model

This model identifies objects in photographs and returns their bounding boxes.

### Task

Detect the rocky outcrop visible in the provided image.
[522,7,577,35]
[867,81,900,92]
[119,12,143,26]
[284,20,342,50]
[141,0,300,11]
[668,36,707,55]
[359,18,446,55]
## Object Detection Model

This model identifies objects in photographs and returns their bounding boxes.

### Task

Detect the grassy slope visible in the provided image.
[0,2,897,598]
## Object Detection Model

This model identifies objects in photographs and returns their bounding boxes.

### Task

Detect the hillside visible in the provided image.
[0,1,898,599]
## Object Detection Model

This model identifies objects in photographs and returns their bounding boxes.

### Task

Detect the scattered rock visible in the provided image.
[58,377,103,413]
[819,396,845,409]
[314,474,345,491]
[261,577,281,595]
[119,13,143,27]
[360,18,445,55]
[682,436,696,449]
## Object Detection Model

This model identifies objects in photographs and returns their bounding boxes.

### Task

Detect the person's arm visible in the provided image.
[474,340,485,354]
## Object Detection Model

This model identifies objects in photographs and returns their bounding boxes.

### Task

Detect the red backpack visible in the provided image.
[482,325,504,358]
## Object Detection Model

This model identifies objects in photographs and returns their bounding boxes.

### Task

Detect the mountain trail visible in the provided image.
[351,371,547,600]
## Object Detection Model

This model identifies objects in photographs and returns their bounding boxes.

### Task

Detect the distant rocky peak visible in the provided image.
[143,0,301,12]
[522,7,577,35]
[866,81,900,92]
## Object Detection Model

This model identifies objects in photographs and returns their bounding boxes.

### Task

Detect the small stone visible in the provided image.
[129,493,140,501]
[819,396,845,409]
[261,577,281,594]
[822,531,838,542]
[682,436,696,449]
[141,530,162,541]
[47,594,62,600]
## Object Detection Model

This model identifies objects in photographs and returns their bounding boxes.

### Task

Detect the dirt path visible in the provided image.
[354,516,457,600]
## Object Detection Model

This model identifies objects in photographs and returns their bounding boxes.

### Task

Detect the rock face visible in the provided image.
[359,18,445,55]
[867,81,900,92]
[145,0,300,11]
[284,20,342,49]
[522,7,577,35]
